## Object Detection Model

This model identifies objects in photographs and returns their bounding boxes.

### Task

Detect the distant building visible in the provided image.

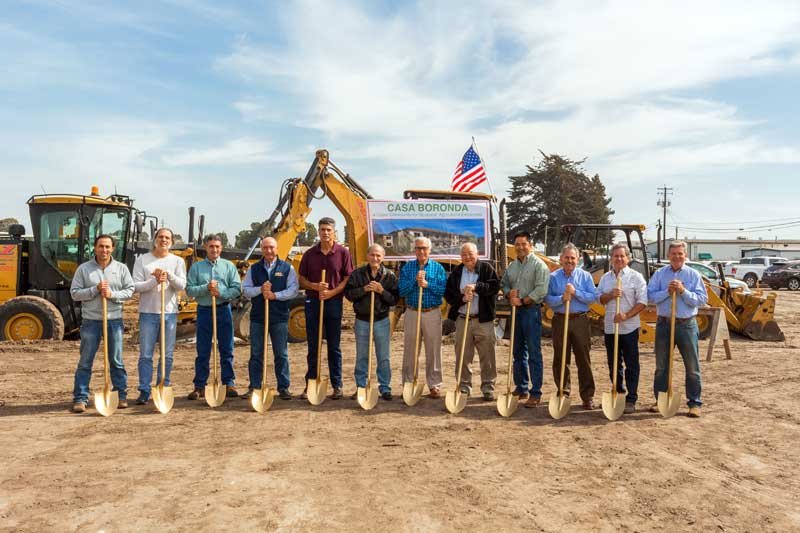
[376,226,483,255]
[646,238,800,261]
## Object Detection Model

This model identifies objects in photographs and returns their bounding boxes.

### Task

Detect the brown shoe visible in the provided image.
[582,399,595,410]
[226,386,239,398]
[118,400,129,409]
[519,392,530,402]
[524,396,541,408]
[72,402,86,413]
[428,388,441,399]
[331,388,343,400]
[648,403,659,413]
[299,387,308,400]
[187,388,204,400]
[688,406,701,418]
[241,388,253,400]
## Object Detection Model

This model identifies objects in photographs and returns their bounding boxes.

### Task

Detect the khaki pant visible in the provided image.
[551,313,595,402]
[454,317,496,394]
[403,309,443,389]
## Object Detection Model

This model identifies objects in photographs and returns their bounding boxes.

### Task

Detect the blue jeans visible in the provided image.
[654,318,702,407]
[73,319,126,403]
[604,329,640,404]
[354,317,392,393]
[512,305,543,398]
[304,298,343,388]
[137,313,177,395]
[249,319,291,391]
[194,304,235,387]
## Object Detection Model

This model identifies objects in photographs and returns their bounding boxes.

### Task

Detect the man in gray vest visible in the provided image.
[241,236,299,400]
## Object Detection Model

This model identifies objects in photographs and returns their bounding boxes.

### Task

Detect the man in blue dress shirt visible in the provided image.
[647,240,707,417]
[545,243,598,410]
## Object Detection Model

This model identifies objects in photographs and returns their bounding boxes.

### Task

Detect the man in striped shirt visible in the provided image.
[399,237,447,398]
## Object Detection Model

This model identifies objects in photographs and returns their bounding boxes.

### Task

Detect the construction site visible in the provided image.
[0,149,798,531]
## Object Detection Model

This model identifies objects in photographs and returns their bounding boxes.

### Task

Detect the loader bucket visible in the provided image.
[739,292,785,342]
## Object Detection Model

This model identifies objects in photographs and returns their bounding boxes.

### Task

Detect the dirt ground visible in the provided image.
[1,292,799,532]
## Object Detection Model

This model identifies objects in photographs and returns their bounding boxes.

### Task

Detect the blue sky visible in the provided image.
[2,0,800,245]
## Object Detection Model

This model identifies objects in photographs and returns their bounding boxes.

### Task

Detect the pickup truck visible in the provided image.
[730,256,788,287]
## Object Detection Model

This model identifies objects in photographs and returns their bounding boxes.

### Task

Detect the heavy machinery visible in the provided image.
[0,188,156,340]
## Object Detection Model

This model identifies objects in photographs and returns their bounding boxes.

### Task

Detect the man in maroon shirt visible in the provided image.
[298,217,354,399]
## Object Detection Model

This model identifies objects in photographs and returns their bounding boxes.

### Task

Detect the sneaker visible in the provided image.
[688,406,701,418]
[118,400,129,409]
[241,388,253,400]
[524,396,541,408]
[72,402,86,413]
[460,386,470,395]
[187,388,204,400]
[331,388,343,400]
[482,391,494,401]
[226,386,239,398]
[135,392,150,405]
[381,391,393,401]
[624,402,636,414]
[429,388,442,399]
[278,389,293,400]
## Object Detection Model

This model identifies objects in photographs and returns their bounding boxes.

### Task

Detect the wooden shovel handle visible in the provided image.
[316,270,326,378]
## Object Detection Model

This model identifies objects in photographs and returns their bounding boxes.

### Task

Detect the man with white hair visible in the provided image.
[444,242,500,400]
[344,243,399,400]
[647,240,707,417]
[596,243,647,414]
[398,236,447,398]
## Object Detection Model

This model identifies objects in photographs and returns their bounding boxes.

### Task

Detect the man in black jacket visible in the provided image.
[444,242,500,401]
[344,244,399,400]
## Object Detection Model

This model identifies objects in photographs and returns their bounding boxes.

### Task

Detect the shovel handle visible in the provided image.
[454,300,472,391]
[611,277,621,397]
[367,291,375,385]
[211,294,218,381]
[411,285,424,383]
[506,304,516,393]
[262,296,270,394]
[160,281,167,386]
[557,299,571,399]
[667,292,677,394]
[102,295,110,393]
[316,270,326,378]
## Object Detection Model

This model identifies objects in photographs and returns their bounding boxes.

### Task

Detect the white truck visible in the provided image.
[730,256,788,287]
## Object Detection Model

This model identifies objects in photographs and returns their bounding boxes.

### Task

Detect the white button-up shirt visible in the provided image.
[596,266,648,335]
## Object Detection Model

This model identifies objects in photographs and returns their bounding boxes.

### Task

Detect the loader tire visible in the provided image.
[0,295,65,341]
[696,314,712,340]
[287,298,306,343]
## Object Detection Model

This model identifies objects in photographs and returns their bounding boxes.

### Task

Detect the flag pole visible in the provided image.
[471,136,497,201]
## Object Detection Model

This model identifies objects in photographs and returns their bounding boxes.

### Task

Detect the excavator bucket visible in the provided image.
[738,292,785,342]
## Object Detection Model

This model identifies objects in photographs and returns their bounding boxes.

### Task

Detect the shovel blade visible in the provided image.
[548,392,571,420]
[657,390,681,418]
[445,390,467,414]
[94,389,119,417]
[601,392,625,421]
[251,387,277,413]
[357,385,379,411]
[402,381,424,406]
[496,393,519,418]
[205,382,227,408]
[152,385,174,414]
[307,377,329,406]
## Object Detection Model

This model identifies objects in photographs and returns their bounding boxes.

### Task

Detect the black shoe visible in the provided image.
[381,391,393,401]
[349,391,358,400]
[331,388,343,400]
[135,392,150,405]
[241,388,253,400]
[278,389,293,400]
[482,391,494,401]
[226,386,239,398]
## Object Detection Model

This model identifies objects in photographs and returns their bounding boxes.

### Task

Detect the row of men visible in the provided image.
[70,217,707,417]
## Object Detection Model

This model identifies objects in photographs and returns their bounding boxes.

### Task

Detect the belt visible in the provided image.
[555,312,587,318]
[199,302,230,308]
[658,316,695,323]
[420,306,439,313]
[458,313,478,319]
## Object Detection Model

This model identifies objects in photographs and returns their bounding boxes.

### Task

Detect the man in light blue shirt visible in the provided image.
[545,243,598,410]
[647,240,707,417]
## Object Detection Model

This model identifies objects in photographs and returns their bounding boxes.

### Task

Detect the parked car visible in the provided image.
[761,260,800,290]
[684,261,750,296]
[730,256,788,288]
[708,260,737,272]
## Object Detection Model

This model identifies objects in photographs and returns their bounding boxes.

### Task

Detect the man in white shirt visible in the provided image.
[596,243,647,413]
[132,228,187,405]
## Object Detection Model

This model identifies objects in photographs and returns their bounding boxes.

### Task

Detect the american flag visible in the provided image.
[451,145,487,192]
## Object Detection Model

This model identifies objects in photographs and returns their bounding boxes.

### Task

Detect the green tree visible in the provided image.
[507,151,614,255]
[0,217,20,233]
[296,222,318,246]
[234,220,274,249]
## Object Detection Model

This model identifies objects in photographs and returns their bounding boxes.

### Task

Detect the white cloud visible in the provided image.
[161,137,274,167]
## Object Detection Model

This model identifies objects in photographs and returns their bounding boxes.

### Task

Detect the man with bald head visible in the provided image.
[444,242,500,400]
[241,236,299,400]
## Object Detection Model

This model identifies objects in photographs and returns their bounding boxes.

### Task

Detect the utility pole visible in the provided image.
[657,186,673,258]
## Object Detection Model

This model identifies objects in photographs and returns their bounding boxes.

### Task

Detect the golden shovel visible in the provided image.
[602,278,625,421]
[152,281,174,414]
[94,296,118,417]
[445,300,472,415]
[307,270,329,406]
[205,294,227,407]
[402,286,425,406]
[252,297,277,413]
[357,292,379,411]
[548,299,572,420]
[497,304,519,417]
[657,293,682,418]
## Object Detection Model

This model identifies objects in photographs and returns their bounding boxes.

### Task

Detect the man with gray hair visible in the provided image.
[444,242,500,400]
[398,236,448,398]
[545,242,598,410]
[647,240,707,417]
[344,243,399,400]
[596,243,647,413]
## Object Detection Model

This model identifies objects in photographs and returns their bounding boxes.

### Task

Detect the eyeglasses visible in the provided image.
[414,246,429,250]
